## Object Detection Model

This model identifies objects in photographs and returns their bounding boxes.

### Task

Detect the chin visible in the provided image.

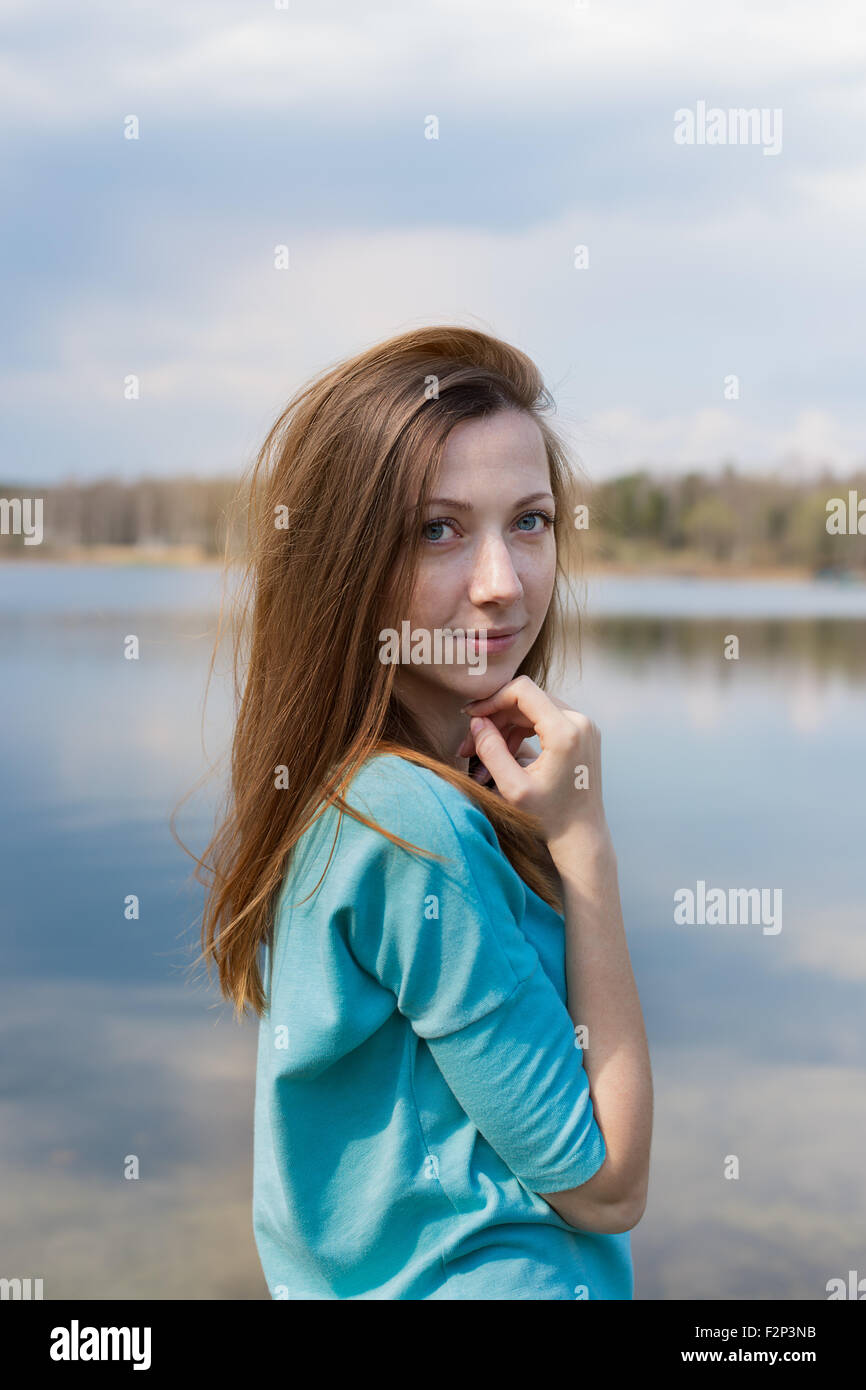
[460,666,520,697]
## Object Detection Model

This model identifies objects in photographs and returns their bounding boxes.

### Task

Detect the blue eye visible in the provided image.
[422,510,554,543]
[515,509,555,532]
[421,518,455,542]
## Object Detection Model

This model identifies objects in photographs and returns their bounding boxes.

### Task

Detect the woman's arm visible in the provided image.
[340,754,617,1202]
[461,677,653,1232]
[537,824,652,1231]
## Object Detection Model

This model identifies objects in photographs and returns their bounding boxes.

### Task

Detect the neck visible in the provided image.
[392,673,474,772]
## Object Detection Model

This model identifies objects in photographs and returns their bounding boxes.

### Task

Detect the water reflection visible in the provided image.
[1,566,863,1300]
[577,615,866,685]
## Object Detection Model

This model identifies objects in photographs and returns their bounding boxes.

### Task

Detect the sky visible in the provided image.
[2,0,865,483]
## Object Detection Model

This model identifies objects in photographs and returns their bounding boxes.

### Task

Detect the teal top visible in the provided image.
[252,751,633,1300]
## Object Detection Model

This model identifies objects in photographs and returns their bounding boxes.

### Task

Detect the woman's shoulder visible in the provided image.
[285,754,506,906]
[340,751,494,849]
[282,752,527,931]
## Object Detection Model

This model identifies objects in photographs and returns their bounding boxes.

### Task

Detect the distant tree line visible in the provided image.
[0,474,241,557]
[586,465,866,572]
[1,465,865,572]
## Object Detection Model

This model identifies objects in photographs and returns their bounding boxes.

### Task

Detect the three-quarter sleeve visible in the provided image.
[341,756,607,1194]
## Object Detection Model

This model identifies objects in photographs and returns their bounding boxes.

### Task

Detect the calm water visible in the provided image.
[1,563,864,1300]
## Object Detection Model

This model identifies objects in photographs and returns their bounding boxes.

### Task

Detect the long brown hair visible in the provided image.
[185,325,587,1020]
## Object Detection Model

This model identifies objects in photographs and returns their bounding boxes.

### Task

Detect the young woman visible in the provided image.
[197,325,653,1300]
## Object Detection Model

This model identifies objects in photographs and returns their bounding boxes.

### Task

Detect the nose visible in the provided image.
[467,531,524,607]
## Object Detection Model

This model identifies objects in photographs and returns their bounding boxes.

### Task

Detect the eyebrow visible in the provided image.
[422,491,555,512]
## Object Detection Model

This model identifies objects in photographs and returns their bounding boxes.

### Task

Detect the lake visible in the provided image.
[1,563,864,1299]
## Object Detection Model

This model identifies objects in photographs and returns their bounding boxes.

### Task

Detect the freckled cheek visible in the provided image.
[405,568,460,628]
[520,551,557,606]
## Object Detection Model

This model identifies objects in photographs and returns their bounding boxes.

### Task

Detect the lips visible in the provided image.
[465,626,524,656]
[472,626,523,640]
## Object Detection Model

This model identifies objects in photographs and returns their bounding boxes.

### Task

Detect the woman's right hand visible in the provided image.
[457,675,612,854]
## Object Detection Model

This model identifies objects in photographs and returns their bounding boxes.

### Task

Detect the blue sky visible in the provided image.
[2,0,865,482]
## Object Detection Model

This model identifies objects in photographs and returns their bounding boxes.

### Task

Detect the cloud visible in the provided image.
[576,405,866,476]
[776,903,866,983]
[4,1,866,128]
[3,0,866,482]
[5,202,864,481]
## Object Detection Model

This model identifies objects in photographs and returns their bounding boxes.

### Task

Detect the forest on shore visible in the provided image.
[2,464,865,575]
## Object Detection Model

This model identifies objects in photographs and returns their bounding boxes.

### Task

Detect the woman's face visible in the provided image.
[392,407,558,738]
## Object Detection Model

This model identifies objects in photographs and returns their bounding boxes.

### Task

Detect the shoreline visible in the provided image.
[0,546,862,585]
[579,560,817,583]
[0,544,225,568]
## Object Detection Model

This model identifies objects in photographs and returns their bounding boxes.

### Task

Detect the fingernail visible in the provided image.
[470,717,484,732]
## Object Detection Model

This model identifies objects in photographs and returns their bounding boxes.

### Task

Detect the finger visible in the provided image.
[468,716,528,801]
[458,708,528,758]
[459,719,525,763]
[483,727,528,779]
[473,731,536,787]
[467,705,535,735]
[463,677,563,747]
